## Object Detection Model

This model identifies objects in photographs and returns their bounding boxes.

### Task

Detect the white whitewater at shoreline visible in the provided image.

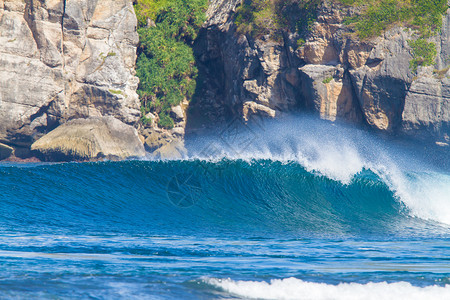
[205,277,450,300]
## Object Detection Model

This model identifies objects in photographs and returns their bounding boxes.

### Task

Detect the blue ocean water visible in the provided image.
[0,118,449,299]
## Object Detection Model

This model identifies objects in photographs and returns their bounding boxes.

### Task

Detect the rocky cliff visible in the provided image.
[0,0,141,159]
[190,0,450,146]
[1,0,449,161]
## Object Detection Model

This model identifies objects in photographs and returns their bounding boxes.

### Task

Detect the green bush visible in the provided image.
[234,0,277,37]
[343,0,410,39]
[296,38,305,48]
[434,66,450,79]
[108,89,123,95]
[234,0,321,39]
[140,112,153,126]
[157,111,175,129]
[411,0,448,38]
[322,76,333,84]
[134,0,169,26]
[134,0,207,129]
[409,38,437,72]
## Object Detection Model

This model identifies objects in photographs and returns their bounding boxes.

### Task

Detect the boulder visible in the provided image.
[243,101,276,121]
[141,128,187,159]
[171,105,185,120]
[150,140,187,160]
[0,143,14,160]
[31,117,145,161]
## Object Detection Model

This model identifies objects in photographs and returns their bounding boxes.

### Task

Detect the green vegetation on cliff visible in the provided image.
[342,0,447,71]
[235,0,321,39]
[342,0,448,39]
[236,0,448,40]
[235,0,447,71]
[134,0,207,129]
[409,38,437,72]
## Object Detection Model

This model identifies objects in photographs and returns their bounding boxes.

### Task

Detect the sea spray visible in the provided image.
[184,115,450,226]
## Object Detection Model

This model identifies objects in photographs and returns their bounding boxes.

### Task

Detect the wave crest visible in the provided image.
[185,116,450,226]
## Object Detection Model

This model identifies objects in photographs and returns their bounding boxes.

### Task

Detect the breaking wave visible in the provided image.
[204,277,450,300]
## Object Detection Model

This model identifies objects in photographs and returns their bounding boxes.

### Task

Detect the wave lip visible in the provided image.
[204,277,450,300]
[186,115,450,226]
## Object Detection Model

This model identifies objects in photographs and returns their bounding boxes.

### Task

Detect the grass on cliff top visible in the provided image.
[134,0,207,129]
[235,0,448,40]
[341,0,448,72]
[235,0,321,40]
[341,0,448,39]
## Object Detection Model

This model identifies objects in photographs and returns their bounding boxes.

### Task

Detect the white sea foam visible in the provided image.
[186,116,450,226]
[386,170,450,225]
[204,277,450,300]
[188,117,368,184]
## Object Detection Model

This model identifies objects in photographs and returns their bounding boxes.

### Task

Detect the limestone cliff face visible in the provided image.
[1,0,449,161]
[192,0,298,124]
[0,0,140,156]
[192,0,450,146]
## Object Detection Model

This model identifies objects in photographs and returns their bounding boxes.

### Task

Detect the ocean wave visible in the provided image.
[204,277,450,300]
[2,116,448,229]
[0,159,448,236]
[184,116,450,226]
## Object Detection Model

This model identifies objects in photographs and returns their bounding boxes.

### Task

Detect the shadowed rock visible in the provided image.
[0,143,14,160]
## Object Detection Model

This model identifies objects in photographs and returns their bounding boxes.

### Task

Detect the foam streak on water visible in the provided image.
[205,277,450,300]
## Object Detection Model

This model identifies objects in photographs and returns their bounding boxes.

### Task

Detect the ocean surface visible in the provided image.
[0,117,449,299]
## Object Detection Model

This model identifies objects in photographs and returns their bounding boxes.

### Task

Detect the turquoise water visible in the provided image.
[0,118,449,299]
[0,159,449,299]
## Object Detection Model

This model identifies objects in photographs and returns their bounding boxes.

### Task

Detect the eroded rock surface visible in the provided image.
[0,0,140,155]
[402,68,450,143]
[192,0,300,126]
[298,64,361,123]
[31,116,145,160]
[2,0,449,160]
